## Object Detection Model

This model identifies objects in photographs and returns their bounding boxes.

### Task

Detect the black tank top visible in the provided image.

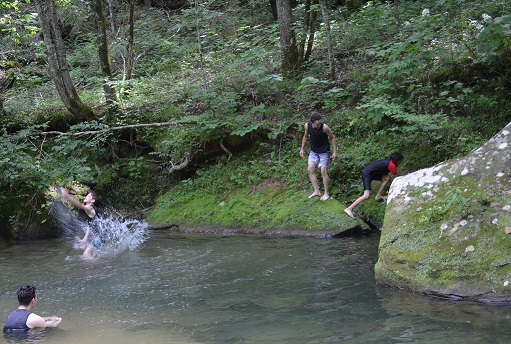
[308,122,330,154]
[77,205,100,223]
[4,309,31,332]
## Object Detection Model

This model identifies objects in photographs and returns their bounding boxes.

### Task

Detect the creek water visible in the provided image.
[1,228,511,344]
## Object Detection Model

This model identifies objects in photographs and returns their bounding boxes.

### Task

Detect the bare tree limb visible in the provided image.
[219,139,233,161]
[31,120,197,137]
[165,152,191,174]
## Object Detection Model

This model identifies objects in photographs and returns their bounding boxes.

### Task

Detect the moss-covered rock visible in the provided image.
[147,178,373,237]
[376,121,511,302]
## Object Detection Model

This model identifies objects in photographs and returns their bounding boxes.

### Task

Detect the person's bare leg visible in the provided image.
[79,228,90,249]
[375,175,390,200]
[344,190,371,218]
[320,167,330,201]
[82,245,95,259]
[307,164,321,198]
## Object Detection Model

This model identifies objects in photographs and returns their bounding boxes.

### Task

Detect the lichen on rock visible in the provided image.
[376,121,511,303]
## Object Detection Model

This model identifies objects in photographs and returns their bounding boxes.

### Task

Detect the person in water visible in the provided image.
[343,152,403,218]
[3,285,61,334]
[299,114,338,201]
[60,187,101,258]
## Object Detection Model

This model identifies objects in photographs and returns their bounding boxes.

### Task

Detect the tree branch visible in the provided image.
[31,120,196,137]
[165,152,191,174]
[219,139,233,161]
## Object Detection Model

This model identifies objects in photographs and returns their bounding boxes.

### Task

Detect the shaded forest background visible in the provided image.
[1,0,510,238]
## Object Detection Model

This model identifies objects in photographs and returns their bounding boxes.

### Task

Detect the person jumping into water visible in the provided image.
[59,187,101,258]
[344,152,403,218]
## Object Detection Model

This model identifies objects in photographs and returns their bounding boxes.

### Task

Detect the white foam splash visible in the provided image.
[87,214,148,257]
[50,201,148,257]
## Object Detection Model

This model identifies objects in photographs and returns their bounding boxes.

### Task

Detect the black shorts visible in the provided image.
[361,172,382,191]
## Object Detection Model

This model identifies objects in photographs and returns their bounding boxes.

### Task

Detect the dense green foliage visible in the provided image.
[1,0,510,237]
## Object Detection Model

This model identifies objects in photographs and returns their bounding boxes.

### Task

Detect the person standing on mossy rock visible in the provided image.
[299,114,338,201]
[344,152,403,218]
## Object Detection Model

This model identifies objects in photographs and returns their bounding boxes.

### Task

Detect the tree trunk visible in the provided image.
[269,0,278,20]
[394,0,400,29]
[303,2,317,63]
[0,70,16,116]
[107,0,117,34]
[297,0,311,68]
[195,0,208,89]
[319,0,335,79]
[144,0,151,12]
[276,0,299,74]
[34,0,95,121]
[93,0,120,114]
[126,0,135,81]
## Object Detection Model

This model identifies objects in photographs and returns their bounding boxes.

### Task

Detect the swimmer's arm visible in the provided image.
[26,313,61,328]
[26,313,46,328]
[43,316,62,327]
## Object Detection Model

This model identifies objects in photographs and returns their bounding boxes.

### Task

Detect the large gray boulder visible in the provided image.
[376,122,511,302]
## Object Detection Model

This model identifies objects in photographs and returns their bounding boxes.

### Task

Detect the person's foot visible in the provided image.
[343,208,354,218]
[308,192,321,199]
[320,194,330,201]
[375,195,388,201]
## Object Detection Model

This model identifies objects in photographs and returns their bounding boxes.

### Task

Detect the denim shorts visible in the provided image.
[308,151,330,169]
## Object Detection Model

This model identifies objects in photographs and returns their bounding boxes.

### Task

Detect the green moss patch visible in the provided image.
[148,182,364,234]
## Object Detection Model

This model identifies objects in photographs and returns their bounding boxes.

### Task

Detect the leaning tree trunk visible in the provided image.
[34,0,95,121]
[303,0,317,64]
[297,0,317,69]
[93,0,120,114]
[276,0,299,74]
[319,0,335,80]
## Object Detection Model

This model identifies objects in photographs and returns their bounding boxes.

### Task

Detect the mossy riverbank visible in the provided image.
[147,179,385,237]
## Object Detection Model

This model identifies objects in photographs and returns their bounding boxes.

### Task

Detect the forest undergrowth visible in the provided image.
[1,0,510,237]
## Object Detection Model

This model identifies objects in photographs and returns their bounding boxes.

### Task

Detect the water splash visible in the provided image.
[50,200,148,257]
[87,214,148,257]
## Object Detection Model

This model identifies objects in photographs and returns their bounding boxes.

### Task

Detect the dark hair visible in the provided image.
[88,191,103,208]
[89,190,100,202]
[310,114,322,122]
[390,152,403,164]
[17,285,36,306]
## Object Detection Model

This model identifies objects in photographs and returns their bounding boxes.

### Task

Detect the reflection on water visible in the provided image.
[1,231,511,344]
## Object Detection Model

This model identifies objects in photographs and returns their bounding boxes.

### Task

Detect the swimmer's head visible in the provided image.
[84,191,100,205]
[17,285,37,306]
